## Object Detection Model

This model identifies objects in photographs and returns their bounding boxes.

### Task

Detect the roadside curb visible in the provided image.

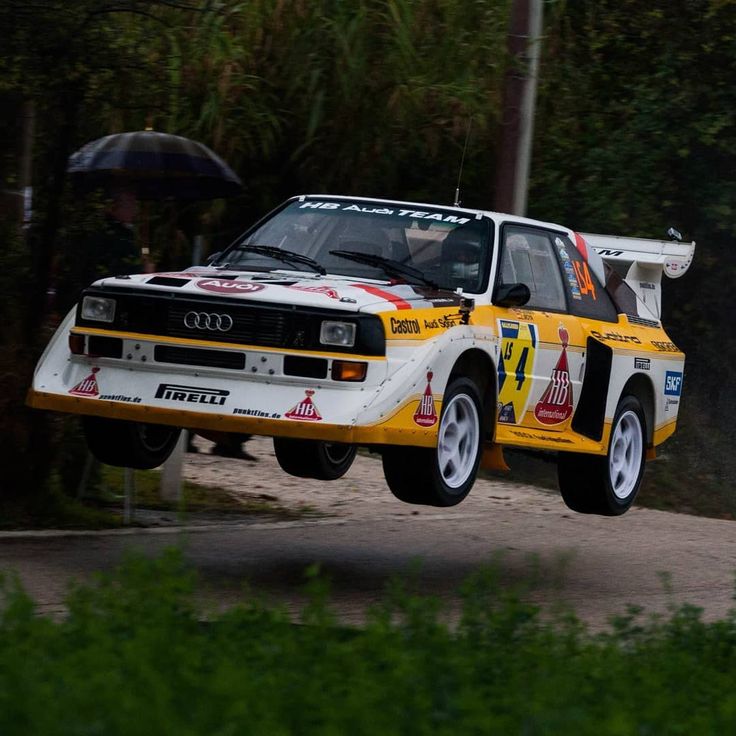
[0,512,485,540]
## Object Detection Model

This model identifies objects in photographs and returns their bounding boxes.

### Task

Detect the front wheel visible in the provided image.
[273,438,357,480]
[81,416,181,470]
[558,395,646,515]
[382,377,483,506]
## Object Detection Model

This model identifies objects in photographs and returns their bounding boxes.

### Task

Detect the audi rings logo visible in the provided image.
[183,311,234,332]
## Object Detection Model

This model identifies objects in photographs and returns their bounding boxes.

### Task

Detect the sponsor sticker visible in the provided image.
[533,325,574,426]
[233,407,281,418]
[664,259,684,277]
[413,372,438,427]
[497,320,538,425]
[554,237,569,259]
[634,357,651,370]
[389,317,421,335]
[99,394,142,403]
[563,260,582,300]
[591,330,642,345]
[195,279,266,295]
[651,340,679,353]
[289,285,340,300]
[298,201,471,224]
[423,313,464,330]
[664,371,683,397]
[509,309,535,321]
[285,390,322,421]
[155,383,229,406]
[69,367,100,397]
[510,429,573,444]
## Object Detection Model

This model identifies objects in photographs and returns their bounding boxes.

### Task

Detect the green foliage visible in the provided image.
[1,550,736,734]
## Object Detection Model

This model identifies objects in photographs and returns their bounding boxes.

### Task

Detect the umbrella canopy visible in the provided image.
[67,130,242,200]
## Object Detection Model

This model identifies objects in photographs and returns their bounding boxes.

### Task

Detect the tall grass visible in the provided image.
[1,550,735,734]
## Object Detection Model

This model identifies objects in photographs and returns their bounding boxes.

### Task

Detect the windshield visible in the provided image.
[222,198,493,293]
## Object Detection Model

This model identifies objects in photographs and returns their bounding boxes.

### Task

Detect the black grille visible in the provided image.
[167,306,288,347]
[627,315,660,328]
[154,345,245,370]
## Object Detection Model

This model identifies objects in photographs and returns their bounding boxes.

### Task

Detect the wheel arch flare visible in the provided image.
[620,373,656,446]
[447,348,497,442]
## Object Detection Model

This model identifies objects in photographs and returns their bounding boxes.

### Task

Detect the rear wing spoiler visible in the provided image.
[580,233,696,319]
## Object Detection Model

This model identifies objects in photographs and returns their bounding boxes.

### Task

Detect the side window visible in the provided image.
[499,226,566,312]
[552,235,618,322]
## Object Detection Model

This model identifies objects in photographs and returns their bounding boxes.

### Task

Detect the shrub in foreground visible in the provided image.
[0,551,735,734]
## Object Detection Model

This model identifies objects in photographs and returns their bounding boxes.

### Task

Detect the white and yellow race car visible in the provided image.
[28,195,694,515]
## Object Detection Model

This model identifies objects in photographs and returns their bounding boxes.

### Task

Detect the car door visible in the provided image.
[493,225,586,432]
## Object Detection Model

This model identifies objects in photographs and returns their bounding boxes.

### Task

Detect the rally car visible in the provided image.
[28,195,695,515]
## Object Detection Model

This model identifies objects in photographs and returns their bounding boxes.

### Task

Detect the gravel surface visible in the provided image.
[182,434,553,522]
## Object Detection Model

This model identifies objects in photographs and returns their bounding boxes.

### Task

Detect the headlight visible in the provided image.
[320,320,356,347]
[81,296,116,323]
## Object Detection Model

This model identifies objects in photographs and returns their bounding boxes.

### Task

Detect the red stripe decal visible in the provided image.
[573,232,589,261]
[353,284,413,310]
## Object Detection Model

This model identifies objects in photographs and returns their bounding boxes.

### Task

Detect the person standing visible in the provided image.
[54,186,144,315]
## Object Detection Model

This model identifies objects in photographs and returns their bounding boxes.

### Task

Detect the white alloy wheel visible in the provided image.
[382,376,483,507]
[323,443,355,466]
[437,393,480,490]
[608,409,643,500]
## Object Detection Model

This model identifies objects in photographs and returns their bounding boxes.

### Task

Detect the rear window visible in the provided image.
[552,235,618,322]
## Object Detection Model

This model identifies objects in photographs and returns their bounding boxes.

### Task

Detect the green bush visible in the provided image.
[1,551,735,734]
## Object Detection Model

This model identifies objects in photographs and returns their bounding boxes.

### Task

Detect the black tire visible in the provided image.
[81,416,181,470]
[382,377,483,507]
[272,438,357,480]
[558,395,646,516]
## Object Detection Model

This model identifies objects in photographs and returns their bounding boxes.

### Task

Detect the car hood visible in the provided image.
[94,267,465,313]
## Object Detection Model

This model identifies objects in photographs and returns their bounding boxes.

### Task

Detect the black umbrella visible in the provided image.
[67,130,242,200]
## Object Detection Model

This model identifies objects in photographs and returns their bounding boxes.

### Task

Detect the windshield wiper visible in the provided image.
[225,244,326,275]
[329,250,440,289]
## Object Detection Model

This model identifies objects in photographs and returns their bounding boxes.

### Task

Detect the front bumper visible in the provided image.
[28,313,443,448]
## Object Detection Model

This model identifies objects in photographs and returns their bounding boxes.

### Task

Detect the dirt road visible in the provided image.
[1,436,734,627]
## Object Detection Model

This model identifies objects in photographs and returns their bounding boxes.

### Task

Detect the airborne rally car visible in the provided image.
[28,195,694,515]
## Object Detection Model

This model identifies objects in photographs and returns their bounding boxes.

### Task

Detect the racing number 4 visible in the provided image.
[504,341,529,389]
[515,347,529,390]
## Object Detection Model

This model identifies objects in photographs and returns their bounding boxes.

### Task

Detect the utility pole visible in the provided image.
[493,0,544,216]
[19,100,36,225]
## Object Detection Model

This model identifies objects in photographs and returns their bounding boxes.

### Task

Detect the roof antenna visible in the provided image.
[453,118,472,207]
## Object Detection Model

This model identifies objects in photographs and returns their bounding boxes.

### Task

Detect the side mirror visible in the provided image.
[206,251,222,265]
[494,282,531,308]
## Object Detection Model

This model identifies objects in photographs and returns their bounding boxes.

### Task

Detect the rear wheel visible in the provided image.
[273,438,357,480]
[382,377,483,506]
[81,416,181,470]
[558,395,646,515]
